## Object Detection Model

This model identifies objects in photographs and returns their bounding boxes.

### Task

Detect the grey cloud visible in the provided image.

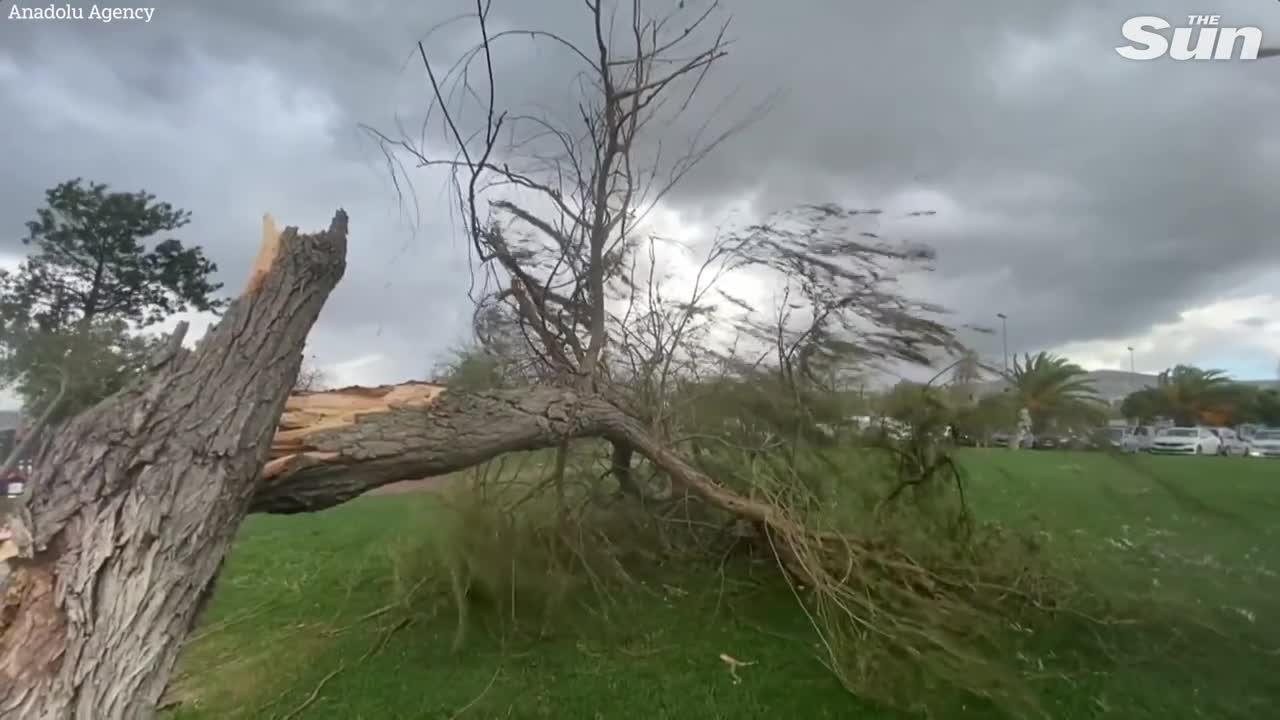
[1,0,1278,385]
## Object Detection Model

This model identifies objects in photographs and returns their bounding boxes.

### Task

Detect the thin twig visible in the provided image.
[359,617,415,663]
[185,598,275,645]
[275,661,346,720]
[447,666,502,720]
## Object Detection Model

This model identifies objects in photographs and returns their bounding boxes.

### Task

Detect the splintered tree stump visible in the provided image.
[264,382,446,481]
[0,211,348,720]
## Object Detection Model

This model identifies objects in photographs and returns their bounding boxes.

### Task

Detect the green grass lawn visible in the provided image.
[165,451,1280,719]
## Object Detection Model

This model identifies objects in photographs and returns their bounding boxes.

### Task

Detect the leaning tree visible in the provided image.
[3,2,1068,717]
[0,212,349,718]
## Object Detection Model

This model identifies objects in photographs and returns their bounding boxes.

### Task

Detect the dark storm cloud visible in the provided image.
[1,0,1278,384]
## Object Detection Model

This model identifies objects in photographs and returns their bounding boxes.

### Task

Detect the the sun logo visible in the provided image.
[1116,15,1264,60]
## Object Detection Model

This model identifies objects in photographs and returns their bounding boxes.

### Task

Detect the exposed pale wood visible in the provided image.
[243,212,282,294]
[266,383,445,480]
[251,383,790,540]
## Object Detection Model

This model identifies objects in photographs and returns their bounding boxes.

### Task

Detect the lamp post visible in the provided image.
[997,313,1009,375]
[1127,346,1135,373]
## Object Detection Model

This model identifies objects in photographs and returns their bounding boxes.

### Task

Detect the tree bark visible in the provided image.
[0,211,347,719]
[609,440,638,496]
[252,384,788,532]
[254,381,809,577]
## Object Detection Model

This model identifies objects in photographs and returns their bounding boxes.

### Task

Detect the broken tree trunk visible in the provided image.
[0,212,347,719]
[252,383,790,532]
[253,380,811,578]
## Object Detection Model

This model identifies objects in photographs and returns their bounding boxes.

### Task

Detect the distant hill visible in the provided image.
[976,370,1279,404]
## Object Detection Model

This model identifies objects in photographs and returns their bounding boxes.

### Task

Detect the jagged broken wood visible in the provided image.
[252,379,815,589]
[252,382,795,538]
[0,212,348,720]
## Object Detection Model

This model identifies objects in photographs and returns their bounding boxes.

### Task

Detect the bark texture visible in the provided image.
[252,383,786,532]
[0,211,348,719]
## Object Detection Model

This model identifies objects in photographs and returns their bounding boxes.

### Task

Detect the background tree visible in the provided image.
[952,390,1017,445]
[1153,365,1235,426]
[1122,367,1268,427]
[0,179,225,422]
[882,380,950,430]
[1251,388,1280,427]
[1007,351,1105,433]
[292,355,330,392]
[1120,386,1164,423]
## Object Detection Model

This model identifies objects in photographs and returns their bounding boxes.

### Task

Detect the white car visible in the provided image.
[1211,427,1250,456]
[1149,426,1221,455]
[1247,428,1280,458]
[1119,425,1157,453]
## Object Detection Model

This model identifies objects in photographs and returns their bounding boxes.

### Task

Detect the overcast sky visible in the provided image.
[1,0,1278,404]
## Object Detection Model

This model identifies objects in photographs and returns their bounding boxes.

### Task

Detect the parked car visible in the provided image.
[1246,428,1280,458]
[1128,426,1157,453]
[1101,426,1131,451]
[1033,434,1061,449]
[1210,427,1249,456]
[1034,432,1086,450]
[1149,426,1221,455]
[2,468,24,498]
[1103,425,1153,453]
[990,431,1034,449]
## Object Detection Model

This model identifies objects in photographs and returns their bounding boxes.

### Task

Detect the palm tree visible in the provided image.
[1155,365,1235,426]
[1007,352,1106,433]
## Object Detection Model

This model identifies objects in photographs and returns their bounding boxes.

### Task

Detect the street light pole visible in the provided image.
[997,313,1008,375]
[1127,346,1135,373]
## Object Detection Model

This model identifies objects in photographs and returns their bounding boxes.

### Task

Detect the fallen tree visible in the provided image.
[0,212,348,719]
[0,3,1083,716]
[255,382,795,537]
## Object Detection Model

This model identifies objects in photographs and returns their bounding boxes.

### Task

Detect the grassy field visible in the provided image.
[164,451,1280,719]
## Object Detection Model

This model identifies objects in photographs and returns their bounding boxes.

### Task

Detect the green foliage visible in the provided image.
[680,372,856,448]
[169,452,1280,720]
[1120,365,1268,426]
[1008,351,1106,432]
[5,319,161,420]
[676,384,1077,717]
[1252,388,1280,426]
[1121,386,1164,423]
[952,391,1017,442]
[1154,365,1236,425]
[880,380,951,429]
[0,179,224,417]
[8,179,224,326]
[432,344,514,391]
